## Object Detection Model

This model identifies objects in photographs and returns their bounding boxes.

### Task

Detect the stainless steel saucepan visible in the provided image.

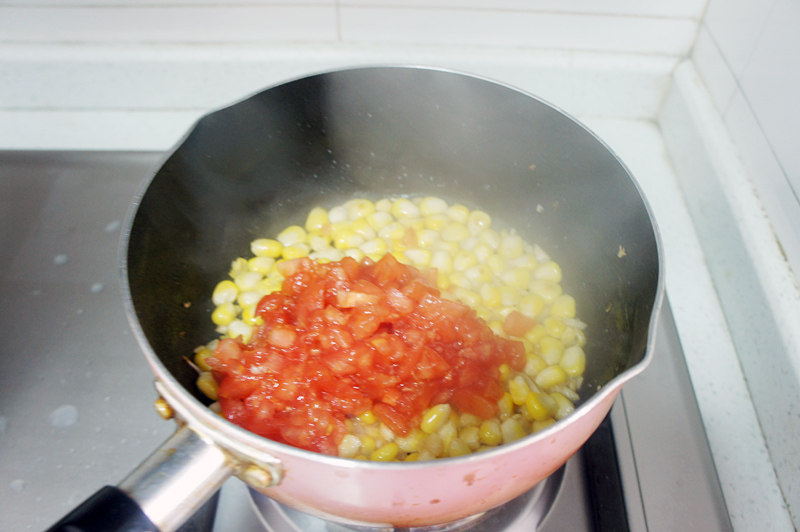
[48,66,663,531]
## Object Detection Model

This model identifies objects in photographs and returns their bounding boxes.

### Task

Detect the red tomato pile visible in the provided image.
[208,254,526,455]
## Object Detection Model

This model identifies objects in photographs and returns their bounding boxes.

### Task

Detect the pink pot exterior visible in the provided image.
[253,388,620,527]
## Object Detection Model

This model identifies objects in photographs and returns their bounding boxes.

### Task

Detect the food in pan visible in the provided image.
[193,196,586,461]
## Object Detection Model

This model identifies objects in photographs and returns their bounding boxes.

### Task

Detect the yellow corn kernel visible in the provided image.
[575,327,587,347]
[276,225,307,247]
[479,228,501,249]
[233,271,262,292]
[518,293,546,320]
[459,426,481,450]
[211,302,236,326]
[529,280,563,302]
[212,280,238,306]
[524,353,548,379]
[257,277,283,295]
[560,345,586,377]
[236,289,262,308]
[498,286,521,307]
[227,320,253,342]
[229,257,249,277]
[370,442,399,461]
[305,206,330,233]
[532,418,556,432]
[367,210,394,232]
[359,435,377,455]
[396,429,425,453]
[509,376,531,406]
[413,229,438,248]
[247,256,275,275]
[419,196,448,215]
[357,410,377,425]
[391,198,420,219]
[338,434,362,459]
[534,260,562,283]
[486,254,507,276]
[196,372,218,401]
[501,267,531,289]
[498,363,511,381]
[447,438,471,458]
[422,433,444,457]
[452,250,477,271]
[480,285,501,308]
[539,336,565,365]
[550,293,576,319]
[544,317,566,338]
[550,392,575,420]
[281,242,310,260]
[241,304,260,326]
[498,392,514,419]
[404,248,432,267]
[499,232,524,259]
[479,419,502,447]
[438,419,458,448]
[501,417,527,444]
[327,205,347,223]
[333,230,364,250]
[343,248,365,261]
[424,212,450,231]
[404,453,420,462]
[446,204,470,223]
[525,391,551,421]
[467,210,492,233]
[421,404,452,434]
[441,222,470,243]
[373,198,391,212]
[193,345,214,371]
[451,287,481,309]
[378,221,406,241]
[350,218,376,239]
[251,238,283,258]
[345,198,376,220]
[535,365,568,390]
[513,253,539,270]
[524,323,547,345]
[430,250,453,275]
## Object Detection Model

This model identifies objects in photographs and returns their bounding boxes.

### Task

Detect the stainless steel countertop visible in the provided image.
[0,151,175,531]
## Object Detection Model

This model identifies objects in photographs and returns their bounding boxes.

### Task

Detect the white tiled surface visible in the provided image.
[691,2,800,523]
[0,1,701,55]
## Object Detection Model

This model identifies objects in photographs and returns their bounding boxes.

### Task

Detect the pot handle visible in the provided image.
[46,424,234,532]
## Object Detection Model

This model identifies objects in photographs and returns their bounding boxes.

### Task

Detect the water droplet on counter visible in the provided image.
[53,254,68,265]
[90,282,104,294]
[104,220,121,233]
[50,404,79,428]
[10,479,26,493]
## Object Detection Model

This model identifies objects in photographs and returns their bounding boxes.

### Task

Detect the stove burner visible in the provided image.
[247,465,564,532]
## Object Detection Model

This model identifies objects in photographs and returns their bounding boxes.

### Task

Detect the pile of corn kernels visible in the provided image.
[194,196,586,461]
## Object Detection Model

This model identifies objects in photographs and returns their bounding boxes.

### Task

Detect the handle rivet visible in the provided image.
[241,464,272,488]
[153,397,174,420]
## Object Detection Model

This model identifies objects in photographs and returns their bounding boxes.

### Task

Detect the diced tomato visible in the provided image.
[208,253,523,455]
[502,310,538,338]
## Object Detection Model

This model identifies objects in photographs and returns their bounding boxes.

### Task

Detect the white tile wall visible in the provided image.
[0,1,701,55]
[691,0,800,526]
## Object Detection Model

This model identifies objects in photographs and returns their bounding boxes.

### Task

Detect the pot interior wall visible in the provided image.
[126,67,659,406]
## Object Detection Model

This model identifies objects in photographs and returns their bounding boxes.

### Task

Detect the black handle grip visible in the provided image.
[46,485,158,532]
